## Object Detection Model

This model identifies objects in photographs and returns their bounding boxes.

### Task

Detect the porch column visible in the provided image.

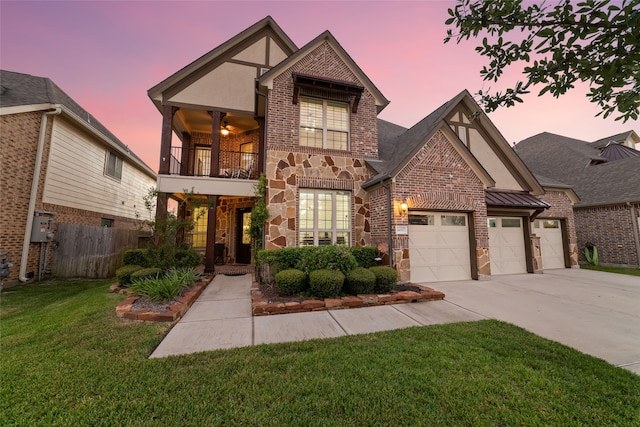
[204,195,219,273]
[209,111,225,178]
[180,131,192,176]
[159,105,178,175]
[256,116,266,175]
[155,191,171,225]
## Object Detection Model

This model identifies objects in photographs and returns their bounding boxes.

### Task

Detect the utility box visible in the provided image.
[0,252,11,279]
[31,214,55,243]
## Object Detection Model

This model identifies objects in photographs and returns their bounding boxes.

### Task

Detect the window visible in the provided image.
[105,151,123,180]
[101,218,113,228]
[441,215,466,226]
[299,189,350,246]
[409,214,434,225]
[300,97,349,150]
[502,218,521,228]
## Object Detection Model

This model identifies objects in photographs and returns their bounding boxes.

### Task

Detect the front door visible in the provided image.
[236,208,252,264]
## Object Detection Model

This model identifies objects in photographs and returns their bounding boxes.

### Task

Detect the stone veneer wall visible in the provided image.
[574,203,640,267]
[391,130,490,281]
[264,41,378,249]
[536,189,580,267]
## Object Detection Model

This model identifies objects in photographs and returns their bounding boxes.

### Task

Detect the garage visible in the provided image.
[534,219,566,269]
[408,212,471,283]
[488,216,527,275]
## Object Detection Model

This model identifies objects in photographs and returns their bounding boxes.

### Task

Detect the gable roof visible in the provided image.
[0,70,155,177]
[148,16,297,105]
[515,132,640,206]
[591,130,639,149]
[365,90,543,195]
[258,30,389,113]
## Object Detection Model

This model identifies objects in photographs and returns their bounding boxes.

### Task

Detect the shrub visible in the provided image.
[349,247,379,268]
[309,269,344,298]
[344,267,376,295]
[296,246,357,276]
[369,266,398,293]
[275,269,308,296]
[123,249,148,267]
[116,265,142,285]
[130,267,162,282]
[174,248,204,269]
[129,268,198,302]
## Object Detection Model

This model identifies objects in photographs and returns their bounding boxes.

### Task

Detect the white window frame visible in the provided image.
[105,151,123,181]
[299,189,351,246]
[299,97,349,150]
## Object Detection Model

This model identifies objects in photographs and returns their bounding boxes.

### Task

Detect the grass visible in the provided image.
[581,264,640,276]
[1,279,639,426]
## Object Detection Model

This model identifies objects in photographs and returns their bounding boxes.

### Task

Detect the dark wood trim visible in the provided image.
[469,211,479,280]
[256,116,265,175]
[159,105,178,175]
[204,195,219,273]
[180,131,192,176]
[155,192,171,222]
[560,218,571,268]
[208,111,225,177]
[292,73,364,113]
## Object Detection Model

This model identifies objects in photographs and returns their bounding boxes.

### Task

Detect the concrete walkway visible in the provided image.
[149,273,483,358]
[150,269,640,375]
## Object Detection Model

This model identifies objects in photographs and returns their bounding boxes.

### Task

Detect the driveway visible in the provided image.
[433,268,640,374]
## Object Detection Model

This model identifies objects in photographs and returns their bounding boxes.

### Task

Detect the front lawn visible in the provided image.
[1,279,638,426]
[581,264,640,276]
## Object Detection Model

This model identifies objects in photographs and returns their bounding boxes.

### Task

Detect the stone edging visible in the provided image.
[113,276,213,322]
[251,281,445,316]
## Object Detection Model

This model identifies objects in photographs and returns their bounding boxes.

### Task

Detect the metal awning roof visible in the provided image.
[485,189,550,209]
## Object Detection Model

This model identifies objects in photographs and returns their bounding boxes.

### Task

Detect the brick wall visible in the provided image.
[264,41,377,249]
[537,189,580,267]
[0,112,140,284]
[574,203,640,267]
[392,130,489,281]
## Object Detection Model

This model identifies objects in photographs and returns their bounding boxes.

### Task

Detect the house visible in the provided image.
[515,132,640,268]
[0,70,157,285]
[148,16,579,282]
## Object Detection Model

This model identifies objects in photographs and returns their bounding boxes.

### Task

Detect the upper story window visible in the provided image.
[300,97,349,151]
[105,151,123,180]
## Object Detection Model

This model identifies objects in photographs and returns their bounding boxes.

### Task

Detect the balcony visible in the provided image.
[157,146,259,197]
[168,146,258,179]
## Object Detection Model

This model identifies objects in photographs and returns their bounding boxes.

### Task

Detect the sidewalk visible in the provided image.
[149,273,483,358]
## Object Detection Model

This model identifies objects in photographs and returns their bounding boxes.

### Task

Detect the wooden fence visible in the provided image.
[53,223,139,278]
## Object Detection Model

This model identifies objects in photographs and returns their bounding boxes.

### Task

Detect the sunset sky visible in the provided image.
[2,0,637,169]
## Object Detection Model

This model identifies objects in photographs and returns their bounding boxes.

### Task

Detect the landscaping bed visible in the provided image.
[112,274,213,322]
[251,278,445,316]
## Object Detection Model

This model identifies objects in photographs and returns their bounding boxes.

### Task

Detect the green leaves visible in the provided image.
[444,0,640,122]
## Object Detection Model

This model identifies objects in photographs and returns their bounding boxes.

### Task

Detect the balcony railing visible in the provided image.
[168,146,258,179]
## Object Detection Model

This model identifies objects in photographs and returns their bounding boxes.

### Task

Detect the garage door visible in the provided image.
[534,219,565,269]
[488,217,527,275]
[408,212,471,283]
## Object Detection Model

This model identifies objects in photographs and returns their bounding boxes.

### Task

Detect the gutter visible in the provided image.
[19,106,61,282]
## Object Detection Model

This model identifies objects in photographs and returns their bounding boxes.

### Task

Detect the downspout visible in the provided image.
[19,107,61,282]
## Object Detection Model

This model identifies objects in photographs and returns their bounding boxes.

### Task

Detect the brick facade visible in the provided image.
[391,130,490,281]
[0,112,145,284]
[264,41,377,249]
[574,203,640,267]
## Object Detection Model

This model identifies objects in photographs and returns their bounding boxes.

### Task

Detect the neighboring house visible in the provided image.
[0,70,157,285]
[515,131,640,267]
[148,16,579,282]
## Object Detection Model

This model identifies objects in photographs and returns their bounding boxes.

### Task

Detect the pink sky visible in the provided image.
[2,1,636,169]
